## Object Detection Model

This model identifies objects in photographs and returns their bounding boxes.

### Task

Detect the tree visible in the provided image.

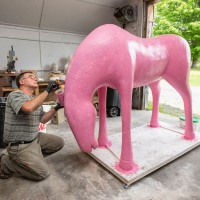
[153,0,200,67]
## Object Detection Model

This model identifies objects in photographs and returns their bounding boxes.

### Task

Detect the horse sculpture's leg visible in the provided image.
[165,79,195,140]
[149,81,161,127]
[116,88,138,172]
[97,87,112,147]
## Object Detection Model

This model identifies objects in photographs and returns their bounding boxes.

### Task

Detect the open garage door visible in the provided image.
[131,0,160,110]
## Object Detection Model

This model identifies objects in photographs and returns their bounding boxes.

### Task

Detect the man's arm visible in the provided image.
[40,107,56,124]
[40,103,64,124]
[21,91,49,113]
[21,82,59,113]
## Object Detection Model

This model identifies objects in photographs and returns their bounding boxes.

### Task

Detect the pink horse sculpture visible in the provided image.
[64,24,195,173]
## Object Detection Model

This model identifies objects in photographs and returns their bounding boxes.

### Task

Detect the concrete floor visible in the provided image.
[1,110,200,200]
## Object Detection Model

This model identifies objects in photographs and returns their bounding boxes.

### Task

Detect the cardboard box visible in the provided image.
[52,108,65,124]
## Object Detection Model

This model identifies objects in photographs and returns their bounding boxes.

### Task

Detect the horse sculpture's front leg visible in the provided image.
[115,87,138,172]
[97,87,112,147]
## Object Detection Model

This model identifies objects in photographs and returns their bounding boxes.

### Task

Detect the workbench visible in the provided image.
[0,73,19,96]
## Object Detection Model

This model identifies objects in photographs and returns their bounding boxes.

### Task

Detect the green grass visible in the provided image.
[146,68,200,118]
[190,70,200,86]
[147,101,200,118]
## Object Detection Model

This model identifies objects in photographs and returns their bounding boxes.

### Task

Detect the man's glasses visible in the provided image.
[21,75,38,81]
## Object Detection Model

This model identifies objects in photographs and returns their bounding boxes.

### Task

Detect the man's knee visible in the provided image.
[40,135,65,156]
[57,137,65,150]
[32,166,50,181]
[35,170,50,181]
[52,136,64,152]
[30,161,50,181]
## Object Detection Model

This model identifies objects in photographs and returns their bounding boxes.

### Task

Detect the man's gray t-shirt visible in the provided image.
[3,90,45,143]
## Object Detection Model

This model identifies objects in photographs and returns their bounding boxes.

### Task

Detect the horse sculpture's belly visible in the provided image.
[127,41,168,87]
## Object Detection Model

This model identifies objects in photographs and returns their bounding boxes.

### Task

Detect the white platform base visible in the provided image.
[89,122,200,186]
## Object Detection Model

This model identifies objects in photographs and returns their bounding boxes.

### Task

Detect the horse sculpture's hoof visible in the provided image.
[150,121,160,128]
[183,132,195,140]
[114,160,139,174]
[98,140,112,148]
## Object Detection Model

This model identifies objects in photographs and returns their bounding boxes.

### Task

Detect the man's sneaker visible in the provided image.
[0,154,12,179]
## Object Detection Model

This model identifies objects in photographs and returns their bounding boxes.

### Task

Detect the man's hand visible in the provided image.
[54,103,64,111]
[46,81,60,93]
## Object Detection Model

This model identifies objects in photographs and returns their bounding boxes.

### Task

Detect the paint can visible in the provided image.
[179,116,199,131]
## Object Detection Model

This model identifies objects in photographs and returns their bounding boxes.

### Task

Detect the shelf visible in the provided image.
[0,73,19,77]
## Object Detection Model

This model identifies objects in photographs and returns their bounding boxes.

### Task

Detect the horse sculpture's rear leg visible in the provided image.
[165,79,195,140]
[149,81,161,127]
[97,87,112,147]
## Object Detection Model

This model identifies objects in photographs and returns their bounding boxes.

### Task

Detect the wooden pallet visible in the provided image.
[89,122,200,186]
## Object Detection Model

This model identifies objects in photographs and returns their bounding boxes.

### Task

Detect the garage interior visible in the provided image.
[0,0,200,199]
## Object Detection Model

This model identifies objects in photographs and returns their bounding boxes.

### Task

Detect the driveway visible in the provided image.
[148,80,200,116]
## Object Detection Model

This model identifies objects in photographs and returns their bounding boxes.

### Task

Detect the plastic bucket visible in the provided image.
[179,116,199,131]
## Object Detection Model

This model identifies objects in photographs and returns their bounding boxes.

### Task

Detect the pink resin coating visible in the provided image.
[64,24,195,173]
